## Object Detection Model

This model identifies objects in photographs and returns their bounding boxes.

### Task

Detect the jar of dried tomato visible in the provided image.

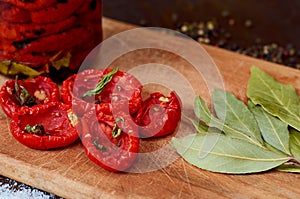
[0,0,102,81]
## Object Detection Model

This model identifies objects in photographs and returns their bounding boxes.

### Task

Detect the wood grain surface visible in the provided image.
[1,17,300,199]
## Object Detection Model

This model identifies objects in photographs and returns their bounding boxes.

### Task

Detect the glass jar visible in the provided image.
[0,0,102,81]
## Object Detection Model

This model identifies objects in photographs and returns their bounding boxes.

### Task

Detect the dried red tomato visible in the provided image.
[135,91,181,138]
[1,0,56,11]
[0,76,60,118]
[19,26,93,55]
[79,107,139,172]
[61,68,142,117]
[0,3,31,23]
[77,0,102,23]
[0,0,102,78]
[30,0,84,24]
[9,101,79,150]
[0,16,76,40]
[0,53,50,68]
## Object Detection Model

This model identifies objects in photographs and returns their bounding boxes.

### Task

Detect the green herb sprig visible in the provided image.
[24,124,50,136]
[14,76,35,106]
[112,117,125,138]
[83,68,119,98]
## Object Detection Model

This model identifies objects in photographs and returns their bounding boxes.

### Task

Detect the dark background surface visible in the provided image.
[103,0,300,49]
[1,0,300,198]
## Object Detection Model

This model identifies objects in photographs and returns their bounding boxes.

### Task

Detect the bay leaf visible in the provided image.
[194,96,213,124]
[275,129,300,172]
[194,96,229,131]
[50,51,72,70]
[276,164,300,173]
[191,119,222,134]
[194,95,263,146]
[264,141,289,156]
[247,66,300,131]
[213,89,263,144]
[289,128,300,160]
[171,133,290,174]
[191,119,208,133]
[0,61,41,77]
[248,101,290,155]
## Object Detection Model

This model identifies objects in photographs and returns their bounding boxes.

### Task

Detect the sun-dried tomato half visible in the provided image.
[10,101,79,150]
[0,75,60,118]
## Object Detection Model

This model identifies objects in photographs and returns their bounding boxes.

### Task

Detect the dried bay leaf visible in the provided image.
[275,129,300,173]
[173,67,300,174]
[50,51,72,70]
[276,164,300,173]
[194,95,213,124]
[191,119,222,135]
[194,94,263,146]
[171,133,290,174]
[213,89,263,145]
[0,61,41,77]
[247,67,300,131]
[289,128,300,160]
[248,101,291,155]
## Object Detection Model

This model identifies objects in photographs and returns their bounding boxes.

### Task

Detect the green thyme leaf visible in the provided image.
[171,133,290,174]
[83,68,119,98]
[248,101,291,155]
[247,66,300,131]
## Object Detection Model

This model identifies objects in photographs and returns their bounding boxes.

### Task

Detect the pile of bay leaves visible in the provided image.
[172,67,300,174]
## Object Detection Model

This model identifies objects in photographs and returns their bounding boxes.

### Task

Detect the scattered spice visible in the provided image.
[178,19,300,69]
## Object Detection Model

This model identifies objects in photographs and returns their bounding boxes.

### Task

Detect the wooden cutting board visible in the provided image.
[1,17,300,199]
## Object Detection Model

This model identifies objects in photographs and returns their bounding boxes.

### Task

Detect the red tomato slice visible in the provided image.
[61,68,142,117]
[135,91,181,138]
[79,109,139,172]
[9,101,79,150]
[0,76,60,118]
